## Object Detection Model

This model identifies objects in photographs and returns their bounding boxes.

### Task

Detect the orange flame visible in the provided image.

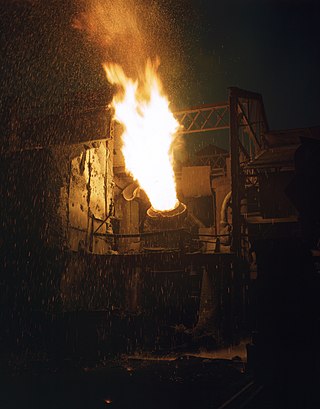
[103,59,179,212]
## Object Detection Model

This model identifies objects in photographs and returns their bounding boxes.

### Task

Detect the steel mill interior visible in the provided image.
[1,2,320,408]
[1,83,320,408]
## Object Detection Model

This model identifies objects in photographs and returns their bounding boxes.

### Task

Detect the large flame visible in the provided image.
[103,59,179,212]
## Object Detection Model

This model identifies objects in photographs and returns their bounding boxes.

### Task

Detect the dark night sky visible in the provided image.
[185,0,320,129]
[0,0,319,131]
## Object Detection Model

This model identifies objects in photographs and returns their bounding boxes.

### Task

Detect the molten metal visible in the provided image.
[147,201,186,218]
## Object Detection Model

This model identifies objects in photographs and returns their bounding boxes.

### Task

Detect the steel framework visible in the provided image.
[4,88,269,256]
[173,88,269,255]
[174,104,229,134]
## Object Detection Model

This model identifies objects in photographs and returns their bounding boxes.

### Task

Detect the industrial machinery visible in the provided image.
[1,87,312,357]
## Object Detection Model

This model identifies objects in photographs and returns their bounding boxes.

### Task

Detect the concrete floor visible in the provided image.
[0,351,250,409]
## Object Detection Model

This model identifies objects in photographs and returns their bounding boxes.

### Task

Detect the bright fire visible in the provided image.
[103,59,179,212]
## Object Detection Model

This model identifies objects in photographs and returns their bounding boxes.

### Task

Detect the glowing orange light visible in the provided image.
[103,59,179,212]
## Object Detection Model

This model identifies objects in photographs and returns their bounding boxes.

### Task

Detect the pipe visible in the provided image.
[220,191,232,246]
[220,191,232,228]
[122,182,140,201]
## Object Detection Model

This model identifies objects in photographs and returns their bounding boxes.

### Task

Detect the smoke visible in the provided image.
[73,0,144,76]
[73,0,201,164]
[72,0,195,106]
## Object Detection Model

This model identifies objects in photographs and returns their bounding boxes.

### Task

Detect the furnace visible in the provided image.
[1,85,304,355]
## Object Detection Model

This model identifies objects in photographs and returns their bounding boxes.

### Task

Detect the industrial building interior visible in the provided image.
[1,1,320,409]
[1,84,320,408]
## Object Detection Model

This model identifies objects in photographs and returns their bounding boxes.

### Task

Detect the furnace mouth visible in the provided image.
[147,202,187,219]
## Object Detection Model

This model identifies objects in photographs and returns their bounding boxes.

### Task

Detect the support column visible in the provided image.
[229,88,241,256]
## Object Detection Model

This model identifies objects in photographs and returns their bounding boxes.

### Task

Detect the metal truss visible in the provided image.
[237,96,269,159]
[174,104,229,134]
[195,153,228,176]
[196,153,228,167]
[229,87,269,255]
[173,91,270,257]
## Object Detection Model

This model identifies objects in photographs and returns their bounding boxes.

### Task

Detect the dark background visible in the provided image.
[183,0,320,129]
[0,0,319,134]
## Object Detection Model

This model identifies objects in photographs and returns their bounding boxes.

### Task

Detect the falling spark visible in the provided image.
[103,59,179,212]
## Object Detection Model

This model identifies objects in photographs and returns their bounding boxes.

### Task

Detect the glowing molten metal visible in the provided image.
[103,60,179,212]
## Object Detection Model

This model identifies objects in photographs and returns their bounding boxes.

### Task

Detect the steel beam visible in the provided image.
[174,104,229,134]
[229,89,242,256]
